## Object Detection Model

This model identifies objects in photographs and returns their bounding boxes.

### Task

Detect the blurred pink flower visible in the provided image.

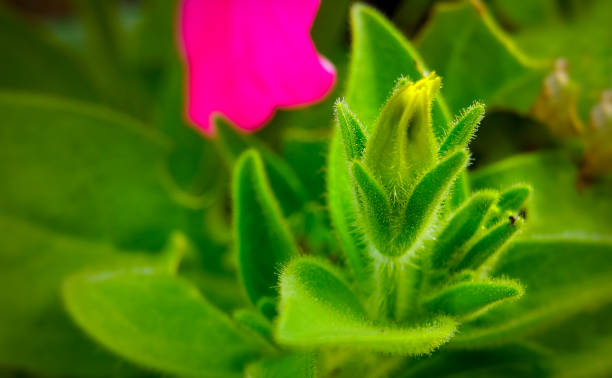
[179,0,336,135]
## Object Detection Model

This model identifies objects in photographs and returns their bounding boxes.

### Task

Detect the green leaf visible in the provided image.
[0,92,190,251]
[63,268,272,377]
[453,237,612,346]
[439,103,485,156]
[423,279,523,318]
[276,257,457,355]
[246,353,315,378]
[216,118,308,216]
[234,150,299,305]
[0,213,156,377]
[485,184,532,227]
[430,191,498,269]
[416,0,547,114]
[351,161,392,250]
[398,150,468,254]
[346,3,451,130]
[0,7,100,101]
[454,216,523,272]
[336,99,367,160]
[470,151,612,236]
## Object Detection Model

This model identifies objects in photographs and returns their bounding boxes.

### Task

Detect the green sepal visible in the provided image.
[485,184,532,227]
[216,117,308,216]
[63,269,273,377]
[276,257,457,355]
[352,161,392,251]
[364,75,441,194]
[233,150,299,305]
[396,150,468,255]
[455,217,523,272]
[439,103,485,156]
[430,191,499,269]
[423,279,524,318]
[336,99,367,160]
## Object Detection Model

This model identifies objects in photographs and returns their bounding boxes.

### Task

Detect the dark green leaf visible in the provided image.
[246,353,315,378]
[234,150,299,305]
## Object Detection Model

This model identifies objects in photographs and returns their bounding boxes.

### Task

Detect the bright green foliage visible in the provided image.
[423,279,523,318]
[439,103,485,156]
[430,191,498,269]
[63,268,273,377]
[454,238,612,347]
[233,150,299,305]
[1,1,611,377]
[416,0,547,114]
[276,257,457,355]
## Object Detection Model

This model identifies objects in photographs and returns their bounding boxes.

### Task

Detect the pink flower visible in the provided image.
[179,0,336,135]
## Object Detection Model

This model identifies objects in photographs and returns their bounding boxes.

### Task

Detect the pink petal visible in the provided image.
[180,0,336,134]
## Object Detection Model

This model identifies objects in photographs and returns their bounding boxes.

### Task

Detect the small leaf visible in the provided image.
[352,161,391,251]
[63,269,272,377]
[398,150,468,254]
[485,184,532,227]
[453,237,612,346]
[430,191,498,269]
[455,217,523,272]
[423,279,524,318]
[233,150,299,305]
[336,99,367,160]
[276,257,457,355]
[439,103,485,156]
[246,353,315,378]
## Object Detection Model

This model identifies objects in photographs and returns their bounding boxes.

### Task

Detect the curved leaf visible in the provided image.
[276,257,457,355]
[64,269,272,377]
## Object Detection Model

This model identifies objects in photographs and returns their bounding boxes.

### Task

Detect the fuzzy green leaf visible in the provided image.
[455,217,523,272]
[276,257,457,355]
[485,184,532,227]
[234,150,299,305]
[352,161,391,250]
[416,0,547,114]
[471,151,612,235]
[346,4,450,128]
[431,191,498,269]
[423,279,524,318]
[453,237,612,346]
[217,118,308,216]
[336,100,367,160]
[398,150,468,254]
[246,353,315,378]
[439,103,485,156]
[63,269,272,377]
